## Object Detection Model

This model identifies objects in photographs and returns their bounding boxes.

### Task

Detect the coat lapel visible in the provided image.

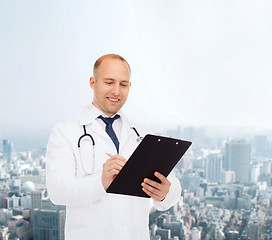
[89,121,109,140]
[119,115,134,152]
[78,105,109,141]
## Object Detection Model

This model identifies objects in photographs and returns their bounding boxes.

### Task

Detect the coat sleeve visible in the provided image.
[152,168,181,211]
[46,123,107,207]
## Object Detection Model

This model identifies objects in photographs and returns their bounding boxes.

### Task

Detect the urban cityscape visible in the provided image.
[0,125,272,240]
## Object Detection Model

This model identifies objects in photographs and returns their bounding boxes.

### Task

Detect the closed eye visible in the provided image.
[120,81,129,87]
[105,81,113,85]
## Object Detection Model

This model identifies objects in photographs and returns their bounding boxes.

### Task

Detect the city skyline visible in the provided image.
[1,122,272,153]
[1,118,272,239]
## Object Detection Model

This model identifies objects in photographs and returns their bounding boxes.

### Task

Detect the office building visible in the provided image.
[2,140,11,163]
[21,195,31,209]
[254,135,268,156]
[1,196,16,209]
[163,221,183,239]
[189,227,201,240]
[181,175,200,192]
[10,177,21,192]
[10,195,19,208]
[12,208,30,220]
[250,164,260,183]
[247,221,261,240]
[150,236,161,240]
[41,198,66,213]
[260,160,271,175]
[8,215,32,239]
[32,208,65,240]
[224,140,251,183]
[222,171,236,184]
[225,230,239,239]
[31,190,43,209]
[205,153,222,183]
[0,209,12,225]
[156,229,171,240]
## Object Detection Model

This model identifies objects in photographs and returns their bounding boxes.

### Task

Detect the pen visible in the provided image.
[106,153,113,158]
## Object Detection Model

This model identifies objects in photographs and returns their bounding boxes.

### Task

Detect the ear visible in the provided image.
[90,77,95,89]
[129,82,131,87]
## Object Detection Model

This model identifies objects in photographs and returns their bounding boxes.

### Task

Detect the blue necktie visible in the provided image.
[99,114,120,153]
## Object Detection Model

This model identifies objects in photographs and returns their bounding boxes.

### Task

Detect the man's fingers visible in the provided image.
[142,182,159,194]
[142,186,161,201]
[154,171,167,182]
[142,183,159,196]
[102,155,127,191]
[108,159,126,168]
[142,173,171,201]
[109,169,119,176]
[104,159,126,169]
[104,163,123,172]
[154,172,171,187]
[143,178,161,190]
[111,154,127,163]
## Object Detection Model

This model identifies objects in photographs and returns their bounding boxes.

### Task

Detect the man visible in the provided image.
[46,54,181,240]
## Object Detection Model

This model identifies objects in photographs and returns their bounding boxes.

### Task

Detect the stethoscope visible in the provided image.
[77,125,143,176]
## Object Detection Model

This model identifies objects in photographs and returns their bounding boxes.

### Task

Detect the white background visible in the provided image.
[0,0,271,150]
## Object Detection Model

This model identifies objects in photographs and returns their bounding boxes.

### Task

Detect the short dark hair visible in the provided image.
[93,54,131,77]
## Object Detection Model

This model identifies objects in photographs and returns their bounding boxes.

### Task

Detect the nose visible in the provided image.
[112,83,120,96]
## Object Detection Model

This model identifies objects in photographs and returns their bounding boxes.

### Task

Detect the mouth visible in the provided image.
[107,97,120,103]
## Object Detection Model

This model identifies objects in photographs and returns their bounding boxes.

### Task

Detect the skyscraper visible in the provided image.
[247,221,261,240]
[205,153,222,183]
[32,208,65,240]
[254,135,268,156]
[2,140,11,163]
[260,160,271,175]
[224,140,251,183]
[31,190,43,209]
[2,139,16,164]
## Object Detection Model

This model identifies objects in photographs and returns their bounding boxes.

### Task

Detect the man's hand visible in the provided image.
[141,172,171,201]
[102,154,126,191]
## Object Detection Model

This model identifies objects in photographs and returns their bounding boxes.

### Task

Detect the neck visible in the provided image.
[91,102,117,118]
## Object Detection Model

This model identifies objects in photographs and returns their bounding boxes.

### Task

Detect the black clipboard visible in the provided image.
[106,134,192,198]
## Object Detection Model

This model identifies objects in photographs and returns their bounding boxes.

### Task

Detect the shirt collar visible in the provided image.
[78,103,123,126]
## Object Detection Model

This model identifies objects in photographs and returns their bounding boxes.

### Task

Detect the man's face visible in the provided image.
[90,57,131,117]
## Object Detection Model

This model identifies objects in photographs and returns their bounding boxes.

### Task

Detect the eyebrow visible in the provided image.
[103,78,129,83]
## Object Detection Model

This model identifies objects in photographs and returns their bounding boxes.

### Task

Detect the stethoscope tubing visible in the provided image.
[78,125,95,147]
[77,125,142,176]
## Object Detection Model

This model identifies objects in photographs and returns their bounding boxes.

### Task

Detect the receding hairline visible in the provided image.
[93,54,131,78]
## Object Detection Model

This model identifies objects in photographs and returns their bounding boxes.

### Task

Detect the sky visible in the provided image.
[0,0,272,151]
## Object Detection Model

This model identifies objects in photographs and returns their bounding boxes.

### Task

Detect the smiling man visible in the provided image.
[90,54,131,118]
[46,54,181,240]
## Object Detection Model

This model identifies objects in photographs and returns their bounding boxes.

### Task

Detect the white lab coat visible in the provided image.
[46,105,181,240]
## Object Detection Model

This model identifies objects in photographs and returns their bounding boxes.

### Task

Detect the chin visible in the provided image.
[104,108,118,116]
